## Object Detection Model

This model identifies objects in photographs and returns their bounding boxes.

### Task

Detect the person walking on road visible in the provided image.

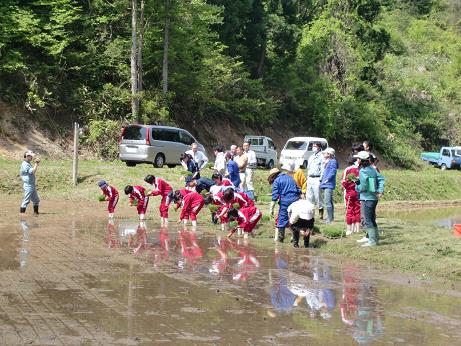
[20,150,40,215]
[306,142,324,219]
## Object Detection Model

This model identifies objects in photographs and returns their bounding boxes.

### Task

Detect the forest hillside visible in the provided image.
[0,0,460,167]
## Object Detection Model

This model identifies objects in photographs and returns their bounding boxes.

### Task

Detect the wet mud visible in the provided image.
[1,199,461,345]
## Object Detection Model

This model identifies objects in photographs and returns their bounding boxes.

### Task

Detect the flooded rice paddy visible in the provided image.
[1,200,461,345]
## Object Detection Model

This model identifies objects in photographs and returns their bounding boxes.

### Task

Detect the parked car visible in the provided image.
[243,135,278,169]
[421,146,461,170]
[280,137,328,169]
[119,125,206,168]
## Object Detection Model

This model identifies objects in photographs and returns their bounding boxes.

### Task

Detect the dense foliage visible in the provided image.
[0,0,460,165]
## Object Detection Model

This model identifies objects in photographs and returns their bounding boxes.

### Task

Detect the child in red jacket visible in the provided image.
[174,190,205,228]
[98,180,119,218]
[341,158,361,235]
[227,206,262,239]
[124,185,149,220]
[144,175,173,225]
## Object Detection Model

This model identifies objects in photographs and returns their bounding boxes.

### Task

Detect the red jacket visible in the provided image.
[180,192,204,219]
[101,185,118,199]
[129,186,147,205]
[149,178,172,197]
[236,206,261,228]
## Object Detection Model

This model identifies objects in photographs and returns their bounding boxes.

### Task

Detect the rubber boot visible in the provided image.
[20,207,26,213]
[362,228,378,247]
[346,224,353,236]
[303,233,310,248]
[319,208,324,220]
[292,229,300,248]
[277,228,285,243]
[33,205,39,215]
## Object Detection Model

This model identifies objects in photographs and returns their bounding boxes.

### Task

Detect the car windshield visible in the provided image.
[452,149,461,157]
[284,141,307,150]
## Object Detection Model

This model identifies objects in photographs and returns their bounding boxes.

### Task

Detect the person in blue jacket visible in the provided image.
[225,152,241,189]
[320,147,339,223]
[354,151,385,247]
[20,150,41,215]
[180,153,200,179]
[268,168,301,242]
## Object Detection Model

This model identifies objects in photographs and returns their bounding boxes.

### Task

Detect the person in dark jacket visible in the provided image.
[268,168,301,242]
[180,153,200,179]
[225,152,241,188]
[320,147,339,223]
[185,176,215,194]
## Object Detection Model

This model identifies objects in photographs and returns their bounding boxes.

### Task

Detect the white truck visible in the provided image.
[244,135,278,169]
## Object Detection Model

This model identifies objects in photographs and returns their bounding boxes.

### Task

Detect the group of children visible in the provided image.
[97,171,263,240]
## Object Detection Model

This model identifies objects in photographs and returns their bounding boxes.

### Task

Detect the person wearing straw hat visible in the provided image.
[19,150,41,215]
[354,151,385,247]
[268,167,301,242]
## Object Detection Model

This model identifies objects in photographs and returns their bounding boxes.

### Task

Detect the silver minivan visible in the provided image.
[119,125,206,168]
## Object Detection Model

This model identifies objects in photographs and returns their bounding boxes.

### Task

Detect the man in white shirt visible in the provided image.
[186,142,208,170]
[242,141,257,200]
[306,142,324,219]
[212,145,226,175]
[288,199,315,248]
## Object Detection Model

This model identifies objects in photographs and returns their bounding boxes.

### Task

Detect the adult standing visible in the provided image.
[320,148,339,223]
[235,146,248,190]
[186,142,208,170]
[363,141,379,172]
[229,145,237,157]
[20,150,40,215]
[225,152,241,188]
[354,151,385,247]
[268,168,301,243]
[243,141,257,200]
[306,142,324,219]
[213,145,226,175]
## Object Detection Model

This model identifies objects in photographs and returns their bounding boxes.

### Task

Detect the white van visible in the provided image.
[243,135,278,169]
[280,137,328,169]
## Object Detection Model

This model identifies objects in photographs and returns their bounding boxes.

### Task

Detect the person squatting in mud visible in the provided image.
[226,205,262,239]
[124,185,149,221]
[98,180,119,218]
[173,190,205,228]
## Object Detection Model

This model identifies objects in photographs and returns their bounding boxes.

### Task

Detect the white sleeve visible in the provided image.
[249,209,261,223]
[200,151,209,169]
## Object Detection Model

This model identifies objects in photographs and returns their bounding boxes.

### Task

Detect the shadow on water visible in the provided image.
[2,211,461,345]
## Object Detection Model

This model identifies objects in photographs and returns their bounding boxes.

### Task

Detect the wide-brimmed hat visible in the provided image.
[267,168,281,184]
[353,151,370,160]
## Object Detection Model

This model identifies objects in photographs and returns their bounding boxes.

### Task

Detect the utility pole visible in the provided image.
[72,122,79,186]
[131,0,140,123]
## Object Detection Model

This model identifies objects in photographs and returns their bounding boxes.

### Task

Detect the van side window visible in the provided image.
[180,131,194,145]
[123,126,146,140]
[258,138,263,145]
[442,149,450,156]
[321,142,328,150]
[268,140,275,149]
[307,143,313,151]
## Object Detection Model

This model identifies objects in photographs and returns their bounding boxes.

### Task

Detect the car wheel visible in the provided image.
[154,154,165,168]
[441,164,447,170]
[302,160,308,169]
[126,162,136,167]
[267,160,274,169]
[167,164,176,168]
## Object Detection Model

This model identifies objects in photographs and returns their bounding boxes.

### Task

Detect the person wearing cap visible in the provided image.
[354,151,385,247]
[242,141,257,200]
[268,167,301,242]
[98,180,119,218]
[144,175,173,225]
[224,152,241,188]
[320,147,339,223]
[306,142,325,219]
[20,150,41,215]
[186,142,209,170]
[282,160,307,198]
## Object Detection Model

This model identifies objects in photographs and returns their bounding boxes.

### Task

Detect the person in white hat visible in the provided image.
[19,150,41,215]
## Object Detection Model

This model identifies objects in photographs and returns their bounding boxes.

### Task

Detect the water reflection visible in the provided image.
[306,259,336,320]
[340,266,384,343]
[231,239,260,282]
[209,236,230,275]
[177,229,203,271]
[19,219,29,268]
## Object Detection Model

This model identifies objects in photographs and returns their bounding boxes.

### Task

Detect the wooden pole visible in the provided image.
[72,122,79,186]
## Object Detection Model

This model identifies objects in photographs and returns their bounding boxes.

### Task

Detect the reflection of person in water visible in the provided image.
[153,227,170,265]
[353,281,384,344]
[19,220,30,268]
[133,221,148,255]
[177,229,203,271]
[209,236,231,275]
[269,248,296,313]
[231,239,260,282]
[104,219,119,248]
[340,265,360,326]
[306,260,336,319]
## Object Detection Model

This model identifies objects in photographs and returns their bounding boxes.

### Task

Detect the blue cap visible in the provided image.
[98,180,107,188]
[185,176,193,186]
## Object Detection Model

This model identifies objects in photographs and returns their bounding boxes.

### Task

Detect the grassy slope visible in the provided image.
[2,158,461,280]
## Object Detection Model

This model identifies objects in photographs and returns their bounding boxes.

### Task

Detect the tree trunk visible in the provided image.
[131,0,140,122]
[137,0,144,94]
[162,0,170,98]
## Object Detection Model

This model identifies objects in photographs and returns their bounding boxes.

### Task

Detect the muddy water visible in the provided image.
[382,206,461,227]
[1,201,461,345]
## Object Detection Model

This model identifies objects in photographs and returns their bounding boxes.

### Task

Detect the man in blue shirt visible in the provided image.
[20,150,40,215]
[225,152,241,189]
